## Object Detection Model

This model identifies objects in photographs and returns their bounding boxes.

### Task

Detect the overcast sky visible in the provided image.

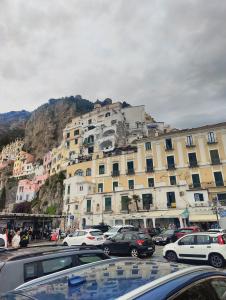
[0,0,226,128]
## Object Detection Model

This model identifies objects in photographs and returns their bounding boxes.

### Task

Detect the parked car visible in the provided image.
[163,232,226,268]
[175,226,201,239]
[146,227,162,237]
[4,258,226,300]
[152,229,178,245]
[0,233,7,248]
[102,231,155,257]
[85,224,111,233]
[62,229,104,246]
[104,225,136,239]
[0,245,110,294]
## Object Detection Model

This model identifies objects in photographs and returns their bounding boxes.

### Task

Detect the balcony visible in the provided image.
[189,184,201,190]
[167,164,176,170]
[111,170,120,177]
[167,203,177,209]
[186,144,196,148]
[207,140,217,145]
[165,146,174,151]
[127,168,135,175]
[189,162,198,168]
[146,167,154,173]
[211,160,221,165]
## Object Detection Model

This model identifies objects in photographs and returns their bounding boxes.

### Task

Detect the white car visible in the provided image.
[104,225,135,239]
[63,229,105,246]
[163,232,226,268]
[0,234,7,248]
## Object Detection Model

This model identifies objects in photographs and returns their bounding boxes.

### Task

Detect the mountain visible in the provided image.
[0,110,31,151]
[24,95,94,159]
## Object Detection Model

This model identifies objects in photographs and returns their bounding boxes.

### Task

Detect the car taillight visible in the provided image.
[136,239,145,246]
[87,236,95,240]
[217,235,225,245]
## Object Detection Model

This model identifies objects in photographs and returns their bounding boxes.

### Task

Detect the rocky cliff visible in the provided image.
[0,110,31,151]
[24,95,94,159]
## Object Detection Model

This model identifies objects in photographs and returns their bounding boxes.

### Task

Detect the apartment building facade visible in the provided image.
[63,122,226,229]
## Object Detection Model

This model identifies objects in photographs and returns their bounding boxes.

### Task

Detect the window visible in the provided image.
[121,196,129,211]
[41,257,73,276]
[74,129,79,136]
[105,197,112,211]
[179,235,195,245]
[194,193,204,201]
[124,233,134,240]
[145,142,151,150]
[26,194,29,201]
[98,183,103,193]
[192,174,201,188]
[112,163,119,176]
[167,155,175,169]
[66,141,70,149]
[88,146,94,154]
[148,178,154,187]
[113,181,118,191]
[87,135,94,144]
[88,119,92,124]
[218,193,226,206]
[210,149,220,165]
[67,185,70,195]
[99,164,105,175]
[142,194,153,210]
[75,169,84,176]
[210,278,226,300]
[86,168,92,176]
[77,253,107,265]
[146,158,154,172]
[165,138,173,150]
[170,176,177,185]
[75,205,78,210]
[208,131,216,143]
[114,233,124,241]
[196,235,210,245]
[79,185,83,191]
[188,152,198,167]
[105,112,111,117]
[86,199,91,212]
[186,135,194,146]
[167,192,176,208]
[74,139,78,145]
[214,171,224,187]
[128,179,134,190]
[24,262,39,281]
[127,161,134,174]
[66,132,70,138]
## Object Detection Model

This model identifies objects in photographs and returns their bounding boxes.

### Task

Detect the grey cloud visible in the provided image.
[0,0,226,129]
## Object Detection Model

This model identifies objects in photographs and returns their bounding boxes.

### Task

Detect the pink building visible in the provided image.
[16,172,48,203]
[43,151,52,175]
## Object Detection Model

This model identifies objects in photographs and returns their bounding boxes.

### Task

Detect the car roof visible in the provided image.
[113,225,134,228]
[0,245,103,262]
[11,258,217,300]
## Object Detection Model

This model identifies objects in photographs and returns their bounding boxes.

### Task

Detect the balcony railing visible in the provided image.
[127,168,135,175]
[186,144,196,148]
[146,167,154,173]
[111,170,120,177]
[165,146,174,151]
[189,162,198,168]
[207,140,217,144]
[167,164,176,170]
[211,160,221,165]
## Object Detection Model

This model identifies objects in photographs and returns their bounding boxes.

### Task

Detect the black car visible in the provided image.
[152,229,178,245]
[146,227,162,237]
[85,224,111,233]
[102,231,155,257]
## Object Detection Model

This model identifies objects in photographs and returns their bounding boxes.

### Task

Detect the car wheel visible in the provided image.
[63,242,68,246]
[130,248,139,258]
[209,253,224,268]
[103,246,111,255]
[165,251,178,262]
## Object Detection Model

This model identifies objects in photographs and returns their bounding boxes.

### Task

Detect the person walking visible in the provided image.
[20,230,29,248]
[12,229,21,249]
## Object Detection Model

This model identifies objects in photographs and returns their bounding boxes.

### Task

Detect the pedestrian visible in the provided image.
[12,228,21,249]
[20,230,29,248]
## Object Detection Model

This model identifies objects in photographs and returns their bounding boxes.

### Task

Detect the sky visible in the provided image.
[0,0,226,128]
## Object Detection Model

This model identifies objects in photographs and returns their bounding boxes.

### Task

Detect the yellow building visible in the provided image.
[64,122,226,228]
[50,143,70,176]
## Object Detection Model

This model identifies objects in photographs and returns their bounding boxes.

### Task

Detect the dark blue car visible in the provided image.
[1,258,226,300]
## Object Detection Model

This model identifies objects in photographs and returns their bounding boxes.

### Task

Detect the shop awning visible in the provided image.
[189,214,217,222]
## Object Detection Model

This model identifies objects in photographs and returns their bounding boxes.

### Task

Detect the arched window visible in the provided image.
[75,169,84,176]
[86,168,92,176]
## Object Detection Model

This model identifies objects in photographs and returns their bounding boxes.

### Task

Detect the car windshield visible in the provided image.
[90,231,102,236]
[108,227,120,233]
[162,230,175,235]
